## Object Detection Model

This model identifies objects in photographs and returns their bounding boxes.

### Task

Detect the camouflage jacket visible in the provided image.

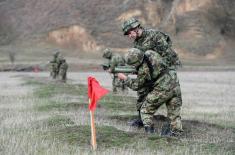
[60,62,68,71]
[134,28,181,68]
[50,56,62,65]
[108,54,125,72]
[125,51,167,91]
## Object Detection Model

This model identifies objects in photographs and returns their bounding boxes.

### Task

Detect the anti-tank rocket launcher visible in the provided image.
[101,63,137,74]
[112,66,137,74]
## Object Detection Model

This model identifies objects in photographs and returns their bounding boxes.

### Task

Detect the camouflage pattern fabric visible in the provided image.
[136,82,152,111]
[109,54,125,72]
[141,69,183,132]
[50,52,65,79]
[122,18,140,35]
[134,28,181,69]
[50,55,60,79]
[50,62,58,79]
[125,50,183,132]
[112,75,128,93]
[107,54,128,93]
[56,57,63,75]
[59,61,68,82]
[125,62,151,110]
[103,48,112,59]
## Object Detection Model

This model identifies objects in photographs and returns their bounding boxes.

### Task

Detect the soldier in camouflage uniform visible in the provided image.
[103,48,128,93]
[121,18,183,134]
[118,48,183,136]
[122,17,181,70]
[50,51,61,79]
[58,58,68,82]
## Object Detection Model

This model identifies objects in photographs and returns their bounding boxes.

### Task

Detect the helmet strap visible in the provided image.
[137,28,143,37]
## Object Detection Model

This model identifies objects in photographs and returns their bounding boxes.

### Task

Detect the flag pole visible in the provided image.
[89,99,97,150]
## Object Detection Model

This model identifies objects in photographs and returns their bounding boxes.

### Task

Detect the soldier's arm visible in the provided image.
[145,51,168,78]
[109,57,118,72]
[125,64,151,91]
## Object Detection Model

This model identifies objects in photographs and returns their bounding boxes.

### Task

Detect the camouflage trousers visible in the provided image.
[136,87,151,111]
[59,62,68,82]
[59,69,67,82]
[140,70,183,131]
[113,75,128,93]
[50,63,59,79]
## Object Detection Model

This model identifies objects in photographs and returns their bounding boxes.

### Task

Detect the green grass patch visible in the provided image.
[35,100,64,112]
[34,115,75,128]
[26,77,136,112]
[100,95,136,112]
[46,125,138,148]
[45,115,75,127]
[35,101,87,112]
[34,84,84,98]
[212,121,235,130]
[22,79,45,86]
[46,124,228,154]
[23,77,87,98]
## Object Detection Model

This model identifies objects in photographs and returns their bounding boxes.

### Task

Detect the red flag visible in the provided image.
[88,76,109,111]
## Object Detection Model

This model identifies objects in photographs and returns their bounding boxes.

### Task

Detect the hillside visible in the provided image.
[0,0,234,63]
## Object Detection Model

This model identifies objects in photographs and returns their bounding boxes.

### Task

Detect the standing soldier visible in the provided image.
[102,48,128,93]
[118,48,183,136]
[58,58,68,82]
[49,51,60,79]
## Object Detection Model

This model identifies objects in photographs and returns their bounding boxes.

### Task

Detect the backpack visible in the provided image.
[143,50,168,82]
[158,32,182,68]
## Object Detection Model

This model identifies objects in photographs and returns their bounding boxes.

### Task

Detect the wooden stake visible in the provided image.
[89,100,97,150]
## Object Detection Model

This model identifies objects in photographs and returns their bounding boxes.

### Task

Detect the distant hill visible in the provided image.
[0,0,234,62]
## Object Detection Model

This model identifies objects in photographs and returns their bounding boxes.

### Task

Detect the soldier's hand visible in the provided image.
[117,73,127,80]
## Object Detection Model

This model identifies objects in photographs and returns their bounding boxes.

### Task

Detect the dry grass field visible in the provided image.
[0,0,234,154]
[0,71,234,155]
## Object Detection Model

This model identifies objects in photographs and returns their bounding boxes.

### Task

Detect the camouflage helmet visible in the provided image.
[103,48,112,59]
[60,56,66,61]
[125,48,144,67]
[53,51,60,57]
[122,18,140,35]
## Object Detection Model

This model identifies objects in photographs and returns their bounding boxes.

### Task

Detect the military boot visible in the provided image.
[144,125,155,134]
[128,110,144,128]
[160,122,183,137]
[160,122,171,136]
[128,119,144,127]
